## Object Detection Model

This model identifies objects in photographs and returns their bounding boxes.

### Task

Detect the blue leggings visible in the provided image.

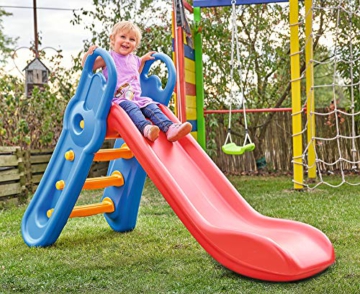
[119,100,173,134]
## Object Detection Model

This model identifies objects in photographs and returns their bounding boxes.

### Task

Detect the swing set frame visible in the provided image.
[175,0,305,189]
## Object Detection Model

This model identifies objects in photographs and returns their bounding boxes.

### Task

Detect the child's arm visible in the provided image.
[81,45,106,70]
[139,51,156,73]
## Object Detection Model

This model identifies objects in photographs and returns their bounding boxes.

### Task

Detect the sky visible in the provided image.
[1,0,94,77]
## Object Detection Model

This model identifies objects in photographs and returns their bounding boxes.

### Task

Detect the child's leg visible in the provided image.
[142,103,192,142]
[119,100,150,133]
[141,103,173,132]
[119,101,159,141]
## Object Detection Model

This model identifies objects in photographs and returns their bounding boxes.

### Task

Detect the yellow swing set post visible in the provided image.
[290,0,303,189]
[305,0,316,180]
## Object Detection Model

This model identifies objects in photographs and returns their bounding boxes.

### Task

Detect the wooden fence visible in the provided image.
[0,141,114,206]
[207,109,359,174]
[0,147,27,205]
[1,110,358,204]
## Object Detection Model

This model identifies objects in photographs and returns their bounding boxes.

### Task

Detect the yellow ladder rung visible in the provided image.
[83,171,124,190]
[94,144,133,161]
[47,197,115,218]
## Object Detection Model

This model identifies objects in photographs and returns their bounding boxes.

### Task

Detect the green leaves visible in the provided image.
[0,51,73,149]
[0,8,18,64]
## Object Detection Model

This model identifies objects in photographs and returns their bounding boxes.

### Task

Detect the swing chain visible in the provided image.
[230,0,244,109]
[223,1,255,151]
[225,0,243,145]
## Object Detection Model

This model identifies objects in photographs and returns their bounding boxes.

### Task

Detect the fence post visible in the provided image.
[16,148,31,203]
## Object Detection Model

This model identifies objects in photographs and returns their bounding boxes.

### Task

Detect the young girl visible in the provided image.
[81,21,192,142]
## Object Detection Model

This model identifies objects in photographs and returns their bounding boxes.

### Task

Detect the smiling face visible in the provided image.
[111,30,138,56]
[109,21,142,56]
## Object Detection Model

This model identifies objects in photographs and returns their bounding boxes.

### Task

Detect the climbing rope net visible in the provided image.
[294,1,360,189]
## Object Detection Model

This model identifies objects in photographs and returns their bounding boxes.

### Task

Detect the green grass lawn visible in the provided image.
[0,176,359,293]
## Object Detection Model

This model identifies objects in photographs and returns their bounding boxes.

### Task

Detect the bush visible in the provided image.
[0,54,78,149]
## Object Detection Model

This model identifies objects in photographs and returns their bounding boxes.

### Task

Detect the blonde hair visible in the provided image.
[110,21,142,50]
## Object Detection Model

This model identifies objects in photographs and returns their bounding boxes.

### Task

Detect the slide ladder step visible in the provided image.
[94,144,133,161]
[83,171,124,190]
[47,197,115,218]
[55,171,124,191]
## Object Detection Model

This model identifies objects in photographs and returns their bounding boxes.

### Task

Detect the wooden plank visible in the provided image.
[0,146,19,153]
[30,149,53,155]
[186,107,197,120]
[91,162,108,170]
[32,174,44,184]
[0,168,20,183]
[32,184,39,193]
[0,183,21,197]
[30,154,52,164]
[186,95,197,108]
[185,69,195,84]
[31,163,48,173]
[91,169,109,178]
[184,57,195,72]
[0,197,19,206]
[0,155,19,167]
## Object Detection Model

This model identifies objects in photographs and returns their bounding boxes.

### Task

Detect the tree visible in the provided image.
[69,1,359,171]
[0,50,76,149]
[71,0,173,75]
[0,9,78,149]
[199,2,359,170]
[0,8,17,64]
[200,4,294,169]
[330,4,360,114]
[1,1,174,149]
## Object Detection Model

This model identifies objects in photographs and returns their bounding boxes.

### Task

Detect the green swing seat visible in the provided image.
[222,142,255,155]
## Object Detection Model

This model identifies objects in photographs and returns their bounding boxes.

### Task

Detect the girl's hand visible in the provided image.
[87,45,98,55]
[141,51,156,62]
[139,51,156,74]
[82,44,105,70]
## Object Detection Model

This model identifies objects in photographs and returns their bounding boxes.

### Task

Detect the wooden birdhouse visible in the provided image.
[23,58,50,98]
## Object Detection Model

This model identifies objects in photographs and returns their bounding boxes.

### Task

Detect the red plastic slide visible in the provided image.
[107,104,335,282]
